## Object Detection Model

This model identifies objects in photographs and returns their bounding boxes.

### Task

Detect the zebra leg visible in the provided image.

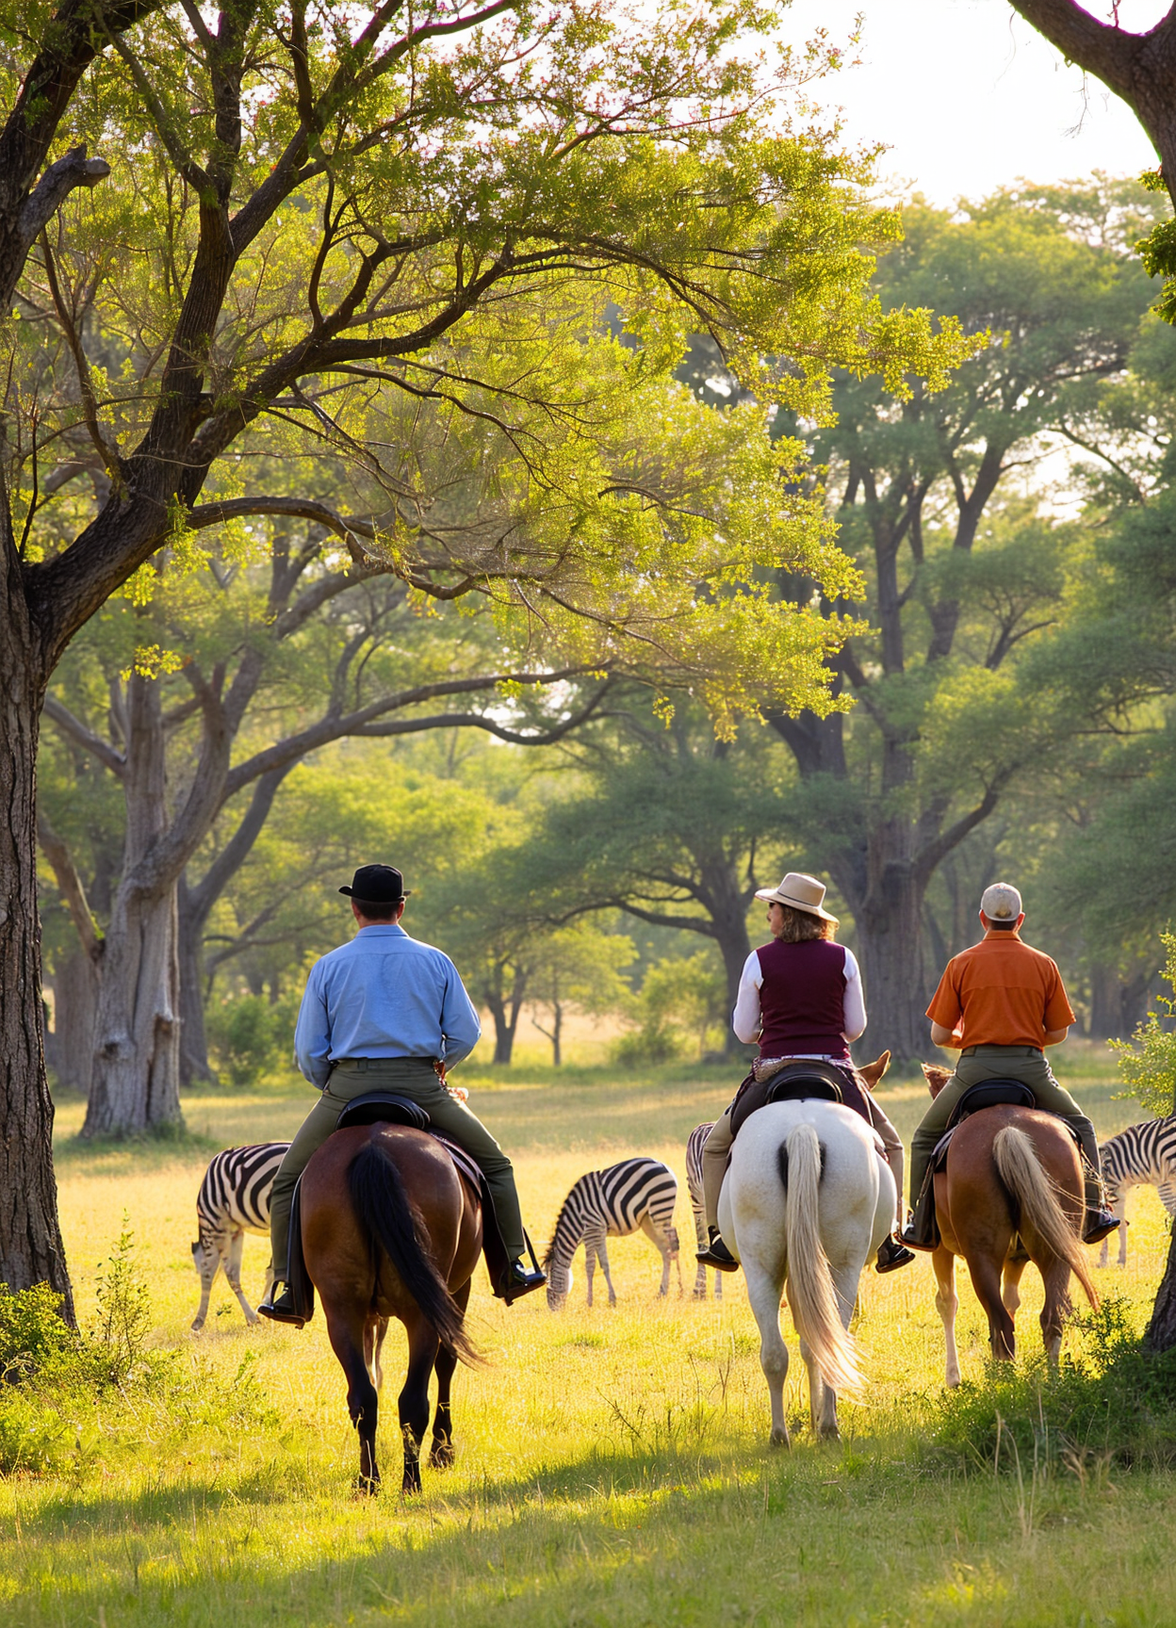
[639,1213,672,1298]
[224,1228,259,1324]
[585,1237,596,1308]
[690,1199,709,1299]
[190,1232,221,1333]
[430,1282,470,1469]
[596,1234,617,1306]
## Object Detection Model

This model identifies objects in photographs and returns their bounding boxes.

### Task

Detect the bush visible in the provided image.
[927,1296,1176,1472]
[206,989,298,1085]
[611,953,726,1064]
[1110,931,1176,1117]
[0,1230,277,1478]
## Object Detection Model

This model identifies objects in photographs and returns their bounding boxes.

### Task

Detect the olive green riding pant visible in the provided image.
[269,1059,525,1279]
[908,1046,1101,1215]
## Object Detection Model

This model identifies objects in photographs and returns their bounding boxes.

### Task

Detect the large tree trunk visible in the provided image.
[47,949,99,1097]
[177,882,216,1087]
[0,558,73,1312]
[83,674,183,1137]
[850,845,931,1063]
[1145,1228,1176,1354]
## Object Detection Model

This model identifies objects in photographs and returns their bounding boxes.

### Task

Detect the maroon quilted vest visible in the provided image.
[755,938,850,1060]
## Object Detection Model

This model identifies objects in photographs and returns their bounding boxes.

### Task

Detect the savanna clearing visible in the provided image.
[3,1048,1174,1628]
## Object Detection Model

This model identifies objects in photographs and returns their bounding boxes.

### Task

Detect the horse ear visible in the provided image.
[921,1062,949,1099]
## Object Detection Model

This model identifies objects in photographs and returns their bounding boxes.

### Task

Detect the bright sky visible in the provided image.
[780,1,1163,205]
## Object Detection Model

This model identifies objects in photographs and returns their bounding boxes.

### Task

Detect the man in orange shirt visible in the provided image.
[902,882,1119,1249]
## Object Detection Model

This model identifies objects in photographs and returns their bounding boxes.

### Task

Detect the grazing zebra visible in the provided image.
[686,1123,723,1302]
[1098,1118,1176,1268]
[544,1158,682,1309]
[191,1142,290,1330]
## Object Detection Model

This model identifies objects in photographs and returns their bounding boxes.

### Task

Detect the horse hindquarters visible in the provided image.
[782,1125,865,1439]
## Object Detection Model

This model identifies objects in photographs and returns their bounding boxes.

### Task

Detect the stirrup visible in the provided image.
[257,1284,305,1328]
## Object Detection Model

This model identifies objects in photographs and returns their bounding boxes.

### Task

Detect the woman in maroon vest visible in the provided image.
[697,872,913,1274]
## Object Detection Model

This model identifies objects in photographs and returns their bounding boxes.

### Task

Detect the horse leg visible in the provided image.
[932,1248,961,1388]
[1002,1256,1027,1323]
[325,1308,381,1494]
[968,1250,1016,1362]
[225,1229,258,1325]
[430,1282,470,1469]
[744,1261,791,1448]
[399,1317,439,1498]
[364,1314,389,1390]
[1039,1259,1071,1367]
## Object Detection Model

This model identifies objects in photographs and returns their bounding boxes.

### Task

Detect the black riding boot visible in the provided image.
[696,1227,741,1273]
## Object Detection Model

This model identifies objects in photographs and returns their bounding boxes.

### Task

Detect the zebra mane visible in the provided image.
[543,1186,585,1267]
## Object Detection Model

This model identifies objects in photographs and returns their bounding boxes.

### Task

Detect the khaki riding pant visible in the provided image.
[702,1084,905,1234]
[908,1045,1101,1215]
[269,1058,525,1279]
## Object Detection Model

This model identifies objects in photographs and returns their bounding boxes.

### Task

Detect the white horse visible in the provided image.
[718,1099,895,1446]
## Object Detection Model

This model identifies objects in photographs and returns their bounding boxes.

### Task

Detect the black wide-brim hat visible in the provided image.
[339,864,410,903]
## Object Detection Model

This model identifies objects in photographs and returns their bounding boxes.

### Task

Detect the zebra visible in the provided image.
[190,1142,290,1330]
[687,1123,723,1302]
[543,1158,683,1309]
[1097,1117,1176,1268]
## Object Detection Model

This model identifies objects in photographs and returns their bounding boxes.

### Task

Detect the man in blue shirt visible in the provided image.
[260,864,545,1322]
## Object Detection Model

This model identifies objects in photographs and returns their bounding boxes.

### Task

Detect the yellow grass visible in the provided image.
[3,1051,1174,1626]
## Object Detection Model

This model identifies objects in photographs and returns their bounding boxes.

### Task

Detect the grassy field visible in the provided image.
[3,1044,1175,1627]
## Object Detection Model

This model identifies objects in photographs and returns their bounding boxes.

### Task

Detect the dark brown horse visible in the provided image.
[299,1123,483,1494]
[922,1065,1097,1386]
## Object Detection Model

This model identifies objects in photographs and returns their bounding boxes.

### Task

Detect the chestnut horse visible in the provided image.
[922,1065,1097,1386]
[299,1122,483,1494]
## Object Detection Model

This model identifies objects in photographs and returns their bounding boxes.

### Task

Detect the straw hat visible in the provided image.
[754,872,837,922]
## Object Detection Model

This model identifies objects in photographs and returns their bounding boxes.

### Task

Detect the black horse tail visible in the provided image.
[348,1141,482,1367]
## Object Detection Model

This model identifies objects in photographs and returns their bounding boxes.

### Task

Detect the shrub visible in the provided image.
[206,989,298,1085]
[927,1296,1176,1472]
[611,953,726,1064]
[0,1281,76,1380]
[1110,932,1176,1117]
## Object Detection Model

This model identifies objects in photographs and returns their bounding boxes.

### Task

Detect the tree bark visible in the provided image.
[1145,1225,1176,1353]
[83,673,183,1136]
[0,542,72,1312]
[46,950,99,1097]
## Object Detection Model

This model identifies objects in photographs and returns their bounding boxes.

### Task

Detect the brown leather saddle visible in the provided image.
[729,1059,870,1139]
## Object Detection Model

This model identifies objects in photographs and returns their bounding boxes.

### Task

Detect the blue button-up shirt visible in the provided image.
[293,924,481,1087]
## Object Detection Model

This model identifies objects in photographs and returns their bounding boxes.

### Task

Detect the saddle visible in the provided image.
[286,1092,512,1324]
[931,1080,1040,1172]
[730,1059,870,1139]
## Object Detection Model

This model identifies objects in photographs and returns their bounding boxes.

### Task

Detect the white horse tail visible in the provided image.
[782,1124,865,1397]
[992,1125,1098,1309]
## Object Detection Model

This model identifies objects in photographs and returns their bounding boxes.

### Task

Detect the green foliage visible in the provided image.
[928,1297,1176,1472]
[1111,933,1176,1116]
[205,991,298,1086]
[0,1282,74,1380]
[0,1235,276,1476]
[613,951,727,1063]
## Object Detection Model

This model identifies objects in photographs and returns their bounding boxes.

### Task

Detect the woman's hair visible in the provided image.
[776,904,837,943]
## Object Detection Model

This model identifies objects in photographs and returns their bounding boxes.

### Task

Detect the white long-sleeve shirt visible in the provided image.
[732,944,866,1048]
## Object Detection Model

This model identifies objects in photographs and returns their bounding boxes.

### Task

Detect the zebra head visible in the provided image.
[542,1240,573,1309]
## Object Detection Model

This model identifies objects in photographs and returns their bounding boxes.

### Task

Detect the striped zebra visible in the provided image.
[1098,1117,1176,1268]
[191,1142,289,1331]
[686,1123,723,1302]
[543,1158,682,1309]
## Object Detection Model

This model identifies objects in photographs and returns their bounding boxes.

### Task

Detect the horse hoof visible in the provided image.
[769,1429,791,1450]
[352,1475,380,1497]
[429,1445,455,1470]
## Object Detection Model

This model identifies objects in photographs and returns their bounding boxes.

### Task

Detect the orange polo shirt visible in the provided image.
[925,930,1075,1049]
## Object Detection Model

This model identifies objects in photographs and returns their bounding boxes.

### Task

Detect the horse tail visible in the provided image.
[781,1123,864,1397]
[992,1125,1098,1309]
[348,1141,482,1366]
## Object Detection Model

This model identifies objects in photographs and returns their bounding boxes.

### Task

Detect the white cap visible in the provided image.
[980,882,1022,922]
